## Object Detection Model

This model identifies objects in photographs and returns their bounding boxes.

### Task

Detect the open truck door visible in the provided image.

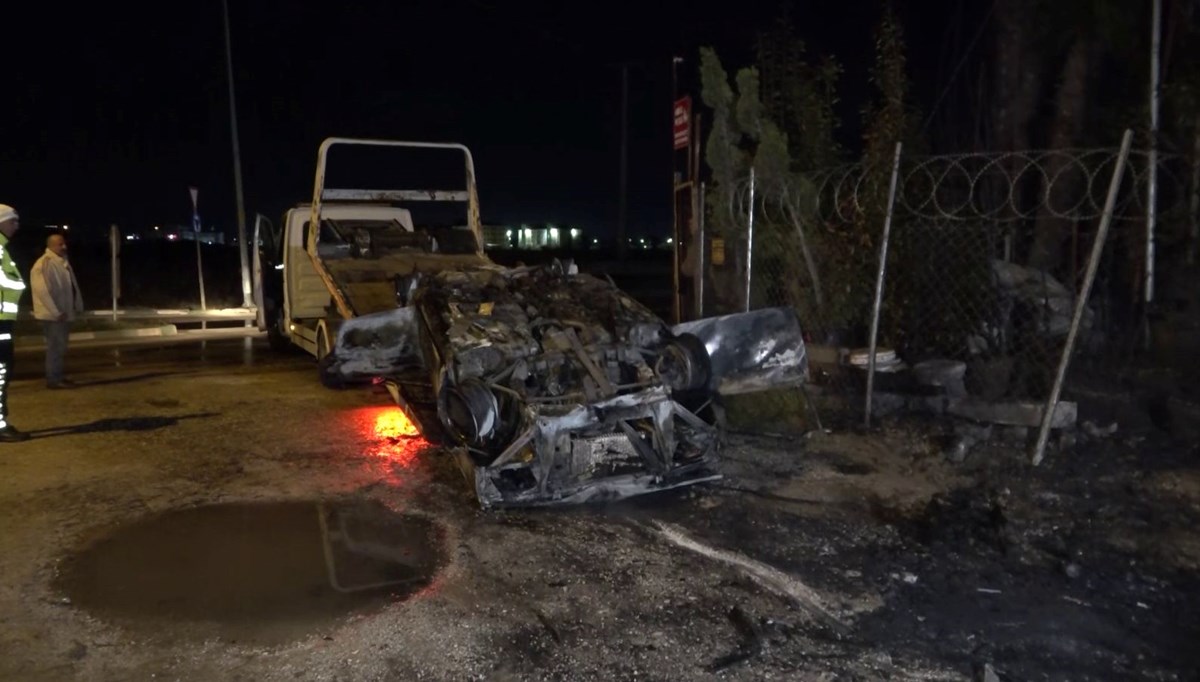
[252,213,270,331]
[251,212,289,351]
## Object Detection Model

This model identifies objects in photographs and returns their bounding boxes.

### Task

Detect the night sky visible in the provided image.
[2,1,958,241]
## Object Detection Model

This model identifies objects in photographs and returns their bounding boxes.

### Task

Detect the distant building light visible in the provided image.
[505,229,512,238]
[666,237,673,245]
[570,228,580,239]
[154,225,160,230]
[125,235,136,241]
[62,225,69,230]
[549,227,559,239]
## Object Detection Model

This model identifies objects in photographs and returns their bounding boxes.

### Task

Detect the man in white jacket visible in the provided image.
[31,234,84,389]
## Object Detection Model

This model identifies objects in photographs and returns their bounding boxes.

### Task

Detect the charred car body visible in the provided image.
[270,138,809,508]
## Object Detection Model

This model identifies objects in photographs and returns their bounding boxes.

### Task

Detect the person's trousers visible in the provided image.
[0,320,13,427]
[42,320,70,386]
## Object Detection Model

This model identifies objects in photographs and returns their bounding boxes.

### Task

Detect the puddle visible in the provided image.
[55,499,446,644]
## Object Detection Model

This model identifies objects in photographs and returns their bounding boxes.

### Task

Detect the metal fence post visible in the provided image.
[1141,0,1163,351]
[1146,0,1161,308]
[745,168,756,313]
[1032,129,1134,466]
[864,142,904,427]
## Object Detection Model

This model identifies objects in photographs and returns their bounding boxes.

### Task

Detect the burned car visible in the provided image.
[329,261,809,508]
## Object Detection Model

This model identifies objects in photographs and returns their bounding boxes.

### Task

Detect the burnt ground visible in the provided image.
[705,427,1200,681]
[1,338,1197,681]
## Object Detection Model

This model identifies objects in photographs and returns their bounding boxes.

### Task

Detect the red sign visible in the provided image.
[673,96,691,150]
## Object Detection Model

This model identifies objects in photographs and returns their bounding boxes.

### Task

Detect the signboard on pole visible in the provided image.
[673,96,691,150]
[188,187,208,313]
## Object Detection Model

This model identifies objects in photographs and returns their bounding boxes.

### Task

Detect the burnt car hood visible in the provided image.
[328,262,808,508]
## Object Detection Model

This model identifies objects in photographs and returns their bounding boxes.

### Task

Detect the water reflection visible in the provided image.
[55,499,446,644]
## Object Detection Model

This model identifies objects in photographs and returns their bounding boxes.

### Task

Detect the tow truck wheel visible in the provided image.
[266,304,290,352]
[316,328,346,390]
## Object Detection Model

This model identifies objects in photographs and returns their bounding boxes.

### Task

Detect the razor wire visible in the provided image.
[708,147,1191,424]
[798,148,1188,224]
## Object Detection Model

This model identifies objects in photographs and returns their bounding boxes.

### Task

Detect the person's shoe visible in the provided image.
[0,426,30,442]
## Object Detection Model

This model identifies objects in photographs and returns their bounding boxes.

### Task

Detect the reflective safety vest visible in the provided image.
[0,233,26,321]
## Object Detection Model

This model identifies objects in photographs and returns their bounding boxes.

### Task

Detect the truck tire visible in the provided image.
[316,329,346,390]
[266,303,290,353]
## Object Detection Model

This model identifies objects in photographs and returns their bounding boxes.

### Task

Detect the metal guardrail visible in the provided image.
[17,307,257,324]
[15,307,260,351]
[79,307,257,324]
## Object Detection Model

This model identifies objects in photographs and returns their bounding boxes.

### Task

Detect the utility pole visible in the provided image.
[223,0,251,308]
[670,55,684,325]
[671,56,680,239]
[617,64,629,259]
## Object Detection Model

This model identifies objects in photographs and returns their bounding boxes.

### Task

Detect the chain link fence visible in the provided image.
[703,141,1192,432]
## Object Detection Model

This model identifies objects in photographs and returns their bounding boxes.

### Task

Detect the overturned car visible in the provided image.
[329,261,809,508]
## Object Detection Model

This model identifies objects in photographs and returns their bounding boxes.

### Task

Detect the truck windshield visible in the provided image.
[313,219,478,256]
